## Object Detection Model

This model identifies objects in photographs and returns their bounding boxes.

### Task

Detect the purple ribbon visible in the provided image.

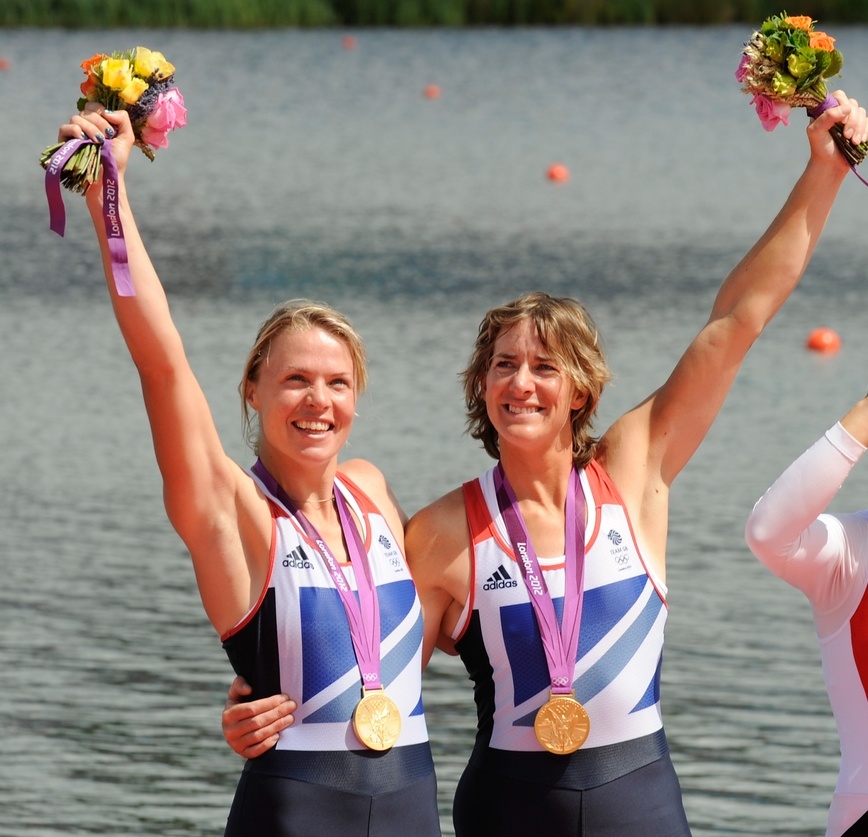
[252,460,384,691]
[45,137,88,236]
[807,94,868,187]
[494,465,586,695]
[806,93,839,119]
[45,138,135,297]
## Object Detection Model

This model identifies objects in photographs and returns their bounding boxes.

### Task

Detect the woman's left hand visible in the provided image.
[807,89,868,169]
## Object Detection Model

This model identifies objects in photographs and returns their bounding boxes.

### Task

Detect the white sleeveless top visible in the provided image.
[453,460,669,753]
[222,472,429,753]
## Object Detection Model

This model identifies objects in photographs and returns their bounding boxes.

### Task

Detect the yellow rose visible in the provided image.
[101,58,133,91]
[119,77,149,105]
[134,46,175,80]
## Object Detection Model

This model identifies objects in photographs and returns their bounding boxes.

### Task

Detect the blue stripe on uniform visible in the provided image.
[302,578,421,723]
[511,581,664,727]
[503,574,651,707]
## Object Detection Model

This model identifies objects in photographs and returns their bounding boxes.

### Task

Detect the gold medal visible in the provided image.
[533,691,590,755]
[352,688,402,751]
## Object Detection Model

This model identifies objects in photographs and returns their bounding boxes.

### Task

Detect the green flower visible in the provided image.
[771,72,797,97]
[763,36,785,64]
[787,49,816,80]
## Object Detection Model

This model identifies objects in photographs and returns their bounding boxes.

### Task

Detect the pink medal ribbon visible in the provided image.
[252,460,383,690]
[493,464,586,695]
[45,137,135,297]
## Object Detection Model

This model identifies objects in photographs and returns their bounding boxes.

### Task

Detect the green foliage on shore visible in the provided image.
[2,0,868,28]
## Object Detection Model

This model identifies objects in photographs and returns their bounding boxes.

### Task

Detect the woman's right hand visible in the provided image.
[222,676,297,758]
[57,106,135,178]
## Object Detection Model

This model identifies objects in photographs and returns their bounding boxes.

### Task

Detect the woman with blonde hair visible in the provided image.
[58,106,440,836]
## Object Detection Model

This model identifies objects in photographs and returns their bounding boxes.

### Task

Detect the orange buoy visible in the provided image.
[547,163,570,183]
[424,84,441,100]
[806,327,842,353]
[342,35,357,50]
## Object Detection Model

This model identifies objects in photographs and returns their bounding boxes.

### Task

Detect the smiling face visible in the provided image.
[246,326,357,469]
[484,318,586,457]
[240,301,367,459]
[462,293,611,468]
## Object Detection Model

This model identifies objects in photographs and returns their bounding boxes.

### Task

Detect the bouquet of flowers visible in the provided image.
[736,12,867,166]
[39,46,187,194]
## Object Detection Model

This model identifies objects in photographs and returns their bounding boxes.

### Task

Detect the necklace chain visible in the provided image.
[290,493,335,506]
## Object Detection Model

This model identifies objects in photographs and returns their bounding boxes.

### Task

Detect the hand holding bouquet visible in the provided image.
[736,13,868,167]
[40,46,186,195]
[41,46,186,297]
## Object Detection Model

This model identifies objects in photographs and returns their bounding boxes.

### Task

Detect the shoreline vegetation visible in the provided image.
[3,0,868,28]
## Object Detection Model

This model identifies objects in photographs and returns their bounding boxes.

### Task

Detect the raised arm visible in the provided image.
[745,397,868,622]
[62,109,269,634]
[601,92,867,569]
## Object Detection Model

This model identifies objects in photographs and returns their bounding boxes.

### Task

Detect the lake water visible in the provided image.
[3,24,868,836]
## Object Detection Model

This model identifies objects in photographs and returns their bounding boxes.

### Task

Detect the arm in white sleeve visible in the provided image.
[745,422,867,615]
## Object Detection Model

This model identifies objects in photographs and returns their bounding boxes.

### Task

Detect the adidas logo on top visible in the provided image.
[483,564,518,591]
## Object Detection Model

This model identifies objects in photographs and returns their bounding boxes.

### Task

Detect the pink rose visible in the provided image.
[750,93,791,132]
[734,55,751,83]
[140,88,187,149]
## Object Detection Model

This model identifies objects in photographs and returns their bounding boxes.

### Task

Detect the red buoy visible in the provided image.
[424,84,441,100]
[547,163,569,183]
[342,35,357,50]
[0,58,10,71]
[806,327,841,353]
